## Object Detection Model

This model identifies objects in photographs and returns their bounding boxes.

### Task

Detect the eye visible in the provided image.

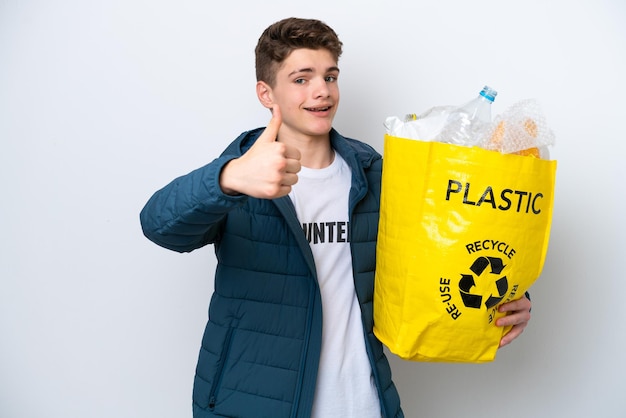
[295,78,306,84]
[325,75,338,83]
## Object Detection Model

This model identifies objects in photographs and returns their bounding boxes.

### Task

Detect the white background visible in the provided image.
[1,0,625,417]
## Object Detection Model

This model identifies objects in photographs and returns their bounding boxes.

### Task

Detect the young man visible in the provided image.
[140,17,531,418]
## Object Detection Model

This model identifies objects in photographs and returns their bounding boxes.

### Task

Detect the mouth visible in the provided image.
[305,105,332,112]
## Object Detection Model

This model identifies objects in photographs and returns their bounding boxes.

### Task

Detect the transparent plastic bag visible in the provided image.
[384,106,455,141]
[480,99,555,159]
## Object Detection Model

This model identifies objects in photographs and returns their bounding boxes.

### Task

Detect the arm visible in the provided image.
[140,105,300,253]
[139,156,248,253]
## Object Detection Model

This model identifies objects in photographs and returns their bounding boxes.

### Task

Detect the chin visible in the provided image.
[307,128,332,138]
[308,120,334,135]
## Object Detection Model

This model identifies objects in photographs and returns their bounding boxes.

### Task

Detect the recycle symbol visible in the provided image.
[459,256,509,310]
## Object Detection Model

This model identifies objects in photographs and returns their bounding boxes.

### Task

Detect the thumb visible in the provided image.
[258,104,282,143]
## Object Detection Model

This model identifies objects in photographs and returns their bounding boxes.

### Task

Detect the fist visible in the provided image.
[220,105,301,198]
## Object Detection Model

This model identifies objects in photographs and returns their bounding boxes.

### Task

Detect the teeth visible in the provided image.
[309,107,329,111]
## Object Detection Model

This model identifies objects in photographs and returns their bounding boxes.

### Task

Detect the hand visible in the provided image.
[496,295,532,348]
[220,105,301,199]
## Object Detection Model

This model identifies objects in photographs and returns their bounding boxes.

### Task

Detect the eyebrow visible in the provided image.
[288,66,341,77]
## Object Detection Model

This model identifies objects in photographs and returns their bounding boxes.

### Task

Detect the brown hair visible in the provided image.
[255,17,343,86]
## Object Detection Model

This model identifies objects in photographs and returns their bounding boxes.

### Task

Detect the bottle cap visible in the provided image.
[480,86,498,102]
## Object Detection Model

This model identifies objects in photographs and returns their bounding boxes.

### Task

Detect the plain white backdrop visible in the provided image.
[1,0,625,417]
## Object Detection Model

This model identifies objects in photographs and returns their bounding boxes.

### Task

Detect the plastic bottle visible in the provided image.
[436,86,497,146]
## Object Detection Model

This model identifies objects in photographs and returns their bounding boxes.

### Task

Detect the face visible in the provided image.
[258,48,340,141]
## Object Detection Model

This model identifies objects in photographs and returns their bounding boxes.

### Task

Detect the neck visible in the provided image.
[300,141,334,168]
[279,131,335,169]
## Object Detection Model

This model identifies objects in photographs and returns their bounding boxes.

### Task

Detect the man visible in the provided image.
[140,17,531,418]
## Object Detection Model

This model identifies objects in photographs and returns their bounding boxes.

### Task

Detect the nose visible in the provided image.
[313,77,330,98]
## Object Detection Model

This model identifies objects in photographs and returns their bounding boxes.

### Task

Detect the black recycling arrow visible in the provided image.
[484,276,509,309]
[470,256,506,276]
[459,274,482,309]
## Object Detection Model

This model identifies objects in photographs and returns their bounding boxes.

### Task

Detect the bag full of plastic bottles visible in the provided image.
[373,86,557,363]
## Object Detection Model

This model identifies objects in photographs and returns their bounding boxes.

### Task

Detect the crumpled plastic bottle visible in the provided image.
[435,86,497,146]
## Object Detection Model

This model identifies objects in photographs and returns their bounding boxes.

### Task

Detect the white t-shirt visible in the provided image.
[289,153,382,418]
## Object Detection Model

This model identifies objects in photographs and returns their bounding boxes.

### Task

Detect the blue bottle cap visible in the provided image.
[479,86,498,102]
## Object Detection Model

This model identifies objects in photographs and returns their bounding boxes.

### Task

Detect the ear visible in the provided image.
[256,81,274,109]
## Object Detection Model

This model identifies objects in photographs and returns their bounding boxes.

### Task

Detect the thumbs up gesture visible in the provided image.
[220,105,302,199]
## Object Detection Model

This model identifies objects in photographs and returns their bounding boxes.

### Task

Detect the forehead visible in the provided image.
[278,48,339,74]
